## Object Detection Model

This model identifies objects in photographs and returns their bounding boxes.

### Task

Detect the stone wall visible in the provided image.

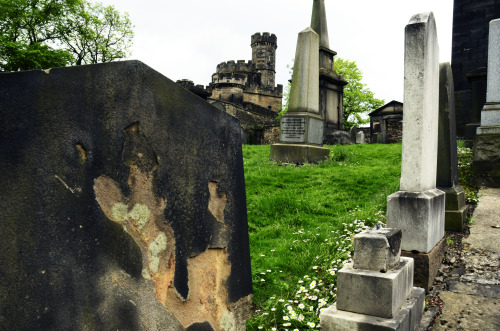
[452,0,500,136]
[209,100,280,145]
[210,85,245,104]
[0,61,253,330]
[263,126,281,145]
[387,120,403,143]
[359,127,371,144]
[243,91,282,112]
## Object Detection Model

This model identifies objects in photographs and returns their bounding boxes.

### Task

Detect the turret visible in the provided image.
[251,32,277,88]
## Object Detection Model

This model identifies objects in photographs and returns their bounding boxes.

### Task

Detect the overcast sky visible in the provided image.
[98,0,453,104]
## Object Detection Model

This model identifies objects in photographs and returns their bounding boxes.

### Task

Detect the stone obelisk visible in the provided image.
[270,27,330,163]
[437,62,467,231]
[310,0,347,136]
[386,12,446,291]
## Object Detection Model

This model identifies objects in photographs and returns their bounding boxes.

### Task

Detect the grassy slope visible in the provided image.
[243,144,402,318]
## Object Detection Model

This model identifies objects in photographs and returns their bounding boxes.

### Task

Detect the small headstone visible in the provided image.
[353,228,402,272]
[474,18,500,187]
[355,131,365,144]
[349,126,357,140]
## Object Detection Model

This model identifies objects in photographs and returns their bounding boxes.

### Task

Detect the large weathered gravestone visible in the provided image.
[0,61,252,330]
[474,18,500,187]
[320,228,425,330]
[437,62,467,231]
[270,27,330,163]
[310,0,347,136]
[386,12,446,292]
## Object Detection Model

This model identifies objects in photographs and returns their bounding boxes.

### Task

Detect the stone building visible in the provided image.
[178,32,283,145]
[452,0,500,139]
[368,100,403,144]
[210,33,283,111]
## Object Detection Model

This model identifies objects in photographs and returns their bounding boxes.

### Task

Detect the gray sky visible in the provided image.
[98,0,453,104]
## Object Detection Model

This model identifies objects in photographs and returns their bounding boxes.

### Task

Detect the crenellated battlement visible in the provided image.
[176,79,210,100]
[208,32,282,113]
[211,71,247,87]
[251,32,277,46]
[216,60,253,74]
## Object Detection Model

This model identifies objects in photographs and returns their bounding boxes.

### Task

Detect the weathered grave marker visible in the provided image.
[311,0,347,136]
[474,18,500,187]
[437,62,467,231]
[0,61,252,330]
[320,228,425,330]
[386,12,446,292]
[355,131,365,144]
[270,27,330,163]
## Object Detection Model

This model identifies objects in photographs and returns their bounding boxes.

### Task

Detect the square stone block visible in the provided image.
[353,229,402,272]
[401,238,446,293]
[439,186,465,210]
[387,189,445,253]
[269,143,329,164]
[474,131,500,163]
[473,131,500,187]
[438,186,467,232]
[445,206,467,232]
[320,288,425,331]
[337,257,414,318]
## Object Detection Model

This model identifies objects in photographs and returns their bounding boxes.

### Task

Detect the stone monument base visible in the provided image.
[401,237,446,292]
[270,143,330,164]
[438,186,467,232]
[387,189,445,253]
[337,257,414,318]
[474,128,500,187]
[320,288,425,331]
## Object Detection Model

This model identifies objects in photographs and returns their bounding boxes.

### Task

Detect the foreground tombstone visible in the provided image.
[270,27,330,163]
[386,12,446,291]
[0,61,253,330]
[474,18,500,187]
[320,228,425,330]
[437,62,467,231]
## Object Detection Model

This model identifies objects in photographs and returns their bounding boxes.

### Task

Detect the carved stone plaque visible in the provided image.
[281,116,306,142]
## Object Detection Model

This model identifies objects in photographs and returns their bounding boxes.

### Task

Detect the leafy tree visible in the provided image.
[335,57,384,130]
[277,61,293,119]
[62,1,134,65]
[0,0,133,71]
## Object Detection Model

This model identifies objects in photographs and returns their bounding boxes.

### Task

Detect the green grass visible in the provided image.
[243,142,478,330]
[457,140,480,204]
[244,143,402,329]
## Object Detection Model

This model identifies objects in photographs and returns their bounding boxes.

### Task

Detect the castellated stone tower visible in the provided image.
[210,32,283,112]
[251,32,277,88]
[210,60,251,104]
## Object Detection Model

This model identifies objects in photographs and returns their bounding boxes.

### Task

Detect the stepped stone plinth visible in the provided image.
[320,228,425,330]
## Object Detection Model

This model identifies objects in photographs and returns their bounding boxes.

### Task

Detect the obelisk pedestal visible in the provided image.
[270,27,329,163]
